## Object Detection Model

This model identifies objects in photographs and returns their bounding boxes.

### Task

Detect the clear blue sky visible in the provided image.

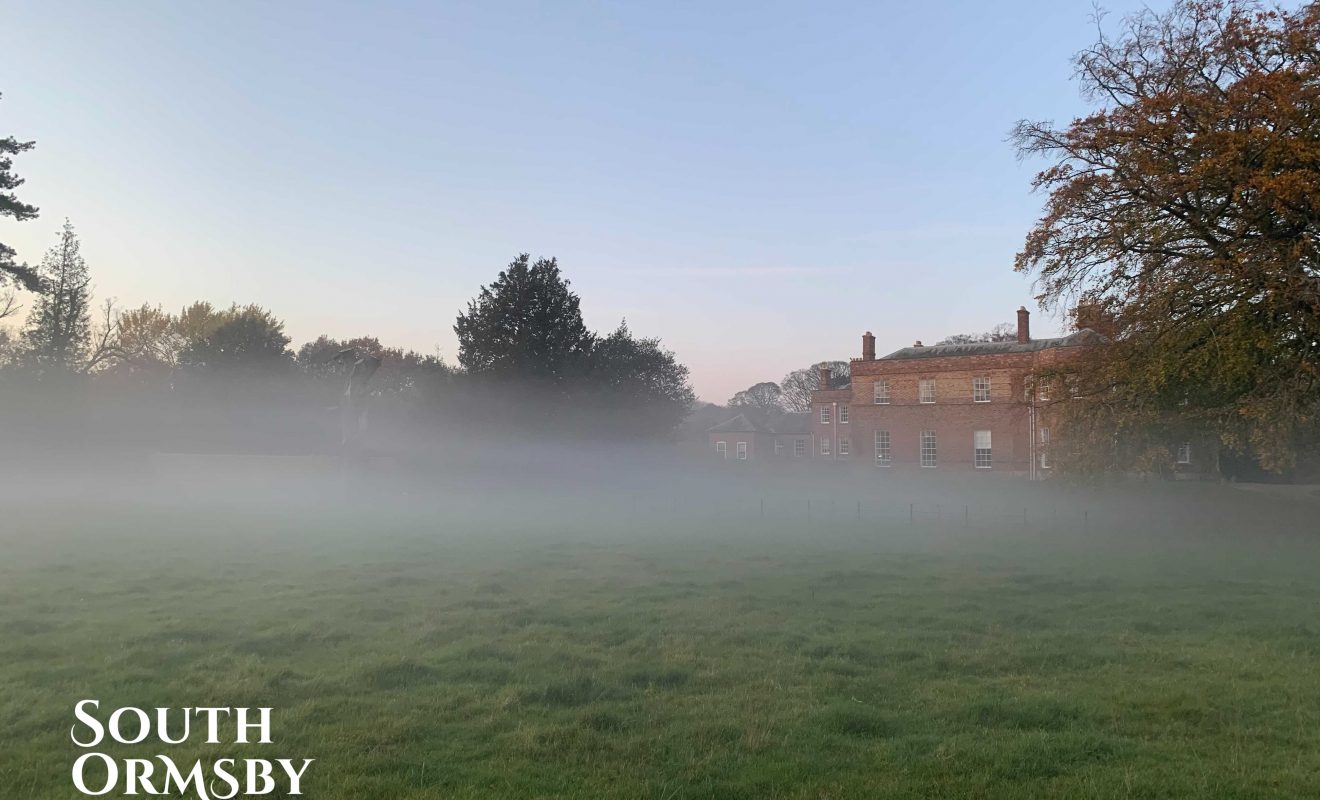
[1,0,1154,402]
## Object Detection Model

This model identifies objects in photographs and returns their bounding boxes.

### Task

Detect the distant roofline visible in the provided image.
[875,329,1103,361]
[706,411,811,435]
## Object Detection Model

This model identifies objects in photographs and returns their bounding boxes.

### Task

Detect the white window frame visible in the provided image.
[973,376,991,403]
[737,441,748,460]
[794,438,806,457]
[820,437,831,456]
[820,406,832,424]
[1038,379,1050,402]
[1177,443,1192,464]
[1039,427,1051,469]
[919,378,936,404]
[839,437,850,456]
[920,430,937,468]
[974,430,992,469]
[874,430,891,467]
[873,380,890,404]
[839,405,849,423]
[774,439,784,456]
[715,441,727,459]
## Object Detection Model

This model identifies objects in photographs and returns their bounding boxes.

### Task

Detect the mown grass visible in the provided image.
[2,493,1319,798]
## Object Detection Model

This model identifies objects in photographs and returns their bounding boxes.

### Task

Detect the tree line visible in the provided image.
[0,115,694,449]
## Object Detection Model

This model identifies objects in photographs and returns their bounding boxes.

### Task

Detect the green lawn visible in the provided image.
[3,493,1320,798]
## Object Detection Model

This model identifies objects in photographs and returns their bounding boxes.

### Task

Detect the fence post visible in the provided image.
[964,505,969,528]
[760,498,765,519]
[909,502,914,522]
[807,498,812,521]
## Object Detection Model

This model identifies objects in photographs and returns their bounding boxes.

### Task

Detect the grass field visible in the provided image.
[3,482,1320,799]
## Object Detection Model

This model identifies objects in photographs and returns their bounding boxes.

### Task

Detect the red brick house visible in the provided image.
[811,307,1103,476]
[707,412,813,462]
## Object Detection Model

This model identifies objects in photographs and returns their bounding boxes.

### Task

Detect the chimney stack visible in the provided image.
[817,366,832,390]
[1017,306,1031,343]
[862,331,876,361]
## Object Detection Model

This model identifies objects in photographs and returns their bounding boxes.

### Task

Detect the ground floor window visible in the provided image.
[774,440,783,455]
[920,430,937,468]
[875,430,891,466]
[737,441,748,460]
[1039,427,1050,468]
[794,439,806,457]
[1177,443,1192,464]
[839,437,850,456]
[974,430,992,469]
[821,437,831,456]
[715,441,727,459]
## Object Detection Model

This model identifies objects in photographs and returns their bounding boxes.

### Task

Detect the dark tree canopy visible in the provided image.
[588,321,695,437]
[0,92,40,291]
[451,255,694,438]
[1014,0,1320,473]
[177,304,292,374]
[454,254,593,381]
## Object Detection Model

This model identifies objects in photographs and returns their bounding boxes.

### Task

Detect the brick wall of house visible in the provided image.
[810,388,853,461]
[810,327,1084,475]
[708,431,816,461]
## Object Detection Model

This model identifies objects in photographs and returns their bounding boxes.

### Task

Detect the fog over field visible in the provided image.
[4,425,1320,797]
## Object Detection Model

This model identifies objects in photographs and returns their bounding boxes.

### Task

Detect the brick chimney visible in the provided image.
[862,331,876,361]
[817,366,832,389]
[1017,306,1031,343]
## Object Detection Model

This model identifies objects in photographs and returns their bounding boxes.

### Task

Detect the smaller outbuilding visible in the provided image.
[707,411,813,462]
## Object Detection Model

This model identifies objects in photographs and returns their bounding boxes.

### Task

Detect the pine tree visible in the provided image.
[23,220,91,371]
[0,92,40,291]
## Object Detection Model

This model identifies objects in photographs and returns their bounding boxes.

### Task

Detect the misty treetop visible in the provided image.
[728,381,783,410]
[726,362,849,413]
[1015,0,1320,473]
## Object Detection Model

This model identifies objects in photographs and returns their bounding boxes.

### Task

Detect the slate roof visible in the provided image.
[880,329,1104,360]
[707,411,812,435]
[706,413,775,434]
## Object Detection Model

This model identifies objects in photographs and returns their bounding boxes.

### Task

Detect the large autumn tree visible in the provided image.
[1014,0,1320,474]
